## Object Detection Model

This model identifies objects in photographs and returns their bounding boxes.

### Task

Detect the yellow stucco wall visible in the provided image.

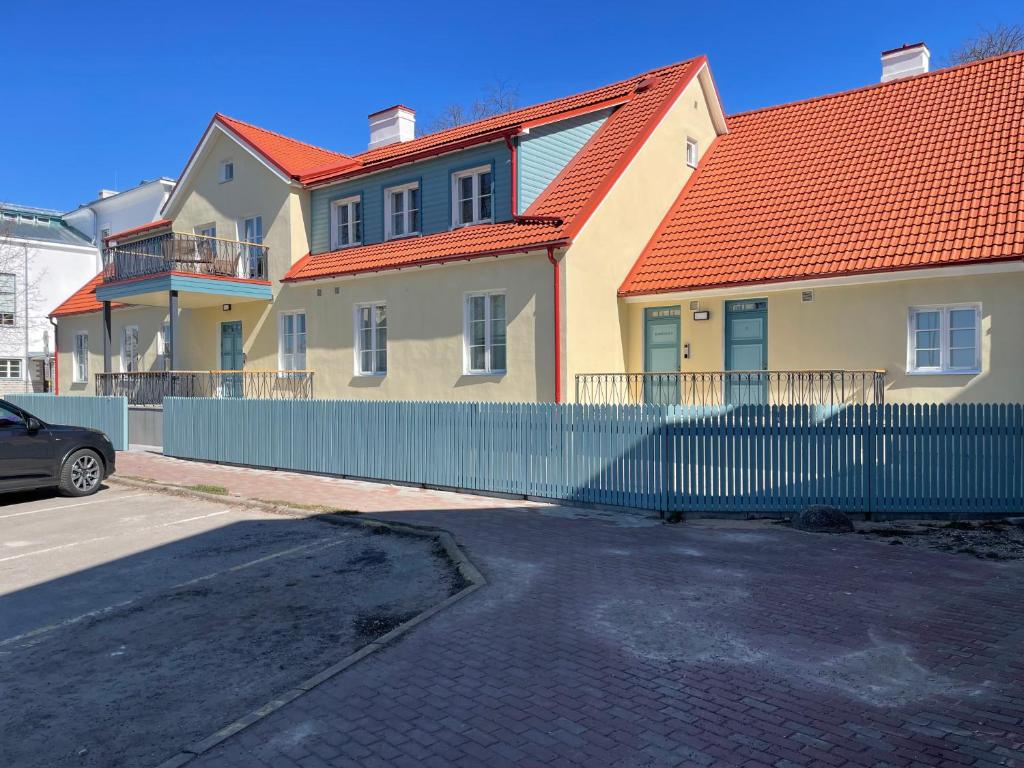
[563,71,722,389]
[623,268,1024,404]
[164,129,308,285]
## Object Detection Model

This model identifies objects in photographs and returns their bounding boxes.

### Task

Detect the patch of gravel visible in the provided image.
[857,518,1024,560]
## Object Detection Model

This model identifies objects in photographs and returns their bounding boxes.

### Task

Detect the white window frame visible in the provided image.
[451,165,494,227]
[73,332,89,383]
[0,358,22,379]
[384,181,421,240]
[120,325,140,373]
[219,160,234,183]
[278,310,307,372]
[330,196,363,249]
[0,272,15,325]
[686,137,699,168]
[157,322,171,370]
[353,302,387,377]
[463,290,507,375]
[906,303,981,375]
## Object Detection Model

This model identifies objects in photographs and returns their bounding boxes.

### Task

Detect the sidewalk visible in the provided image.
[117,449,542,515]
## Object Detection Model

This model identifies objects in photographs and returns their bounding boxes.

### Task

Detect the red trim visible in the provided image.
[368,104,416,117]
[505,133,518,215]
[52,321,59,395]
[547,247,561,403]
[105,218,171,243]
[618,136,722,295]
[619,254,1024,298]
[561,57,706,240]
[282,240,570,282]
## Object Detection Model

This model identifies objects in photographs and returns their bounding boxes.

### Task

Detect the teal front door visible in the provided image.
[724,300,767,405]
[220,321,243,397]
[643,306,681,404]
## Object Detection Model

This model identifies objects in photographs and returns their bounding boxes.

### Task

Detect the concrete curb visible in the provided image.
[109,477,486,768]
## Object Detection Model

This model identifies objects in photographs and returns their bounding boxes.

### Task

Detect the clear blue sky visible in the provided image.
[2,0,1019,211]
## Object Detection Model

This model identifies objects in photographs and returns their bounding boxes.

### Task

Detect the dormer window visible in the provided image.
[685,137,699,168]
[331,196,362,249]
[385,182,421,239]
[220,160,234,183]
[452,166,493,227]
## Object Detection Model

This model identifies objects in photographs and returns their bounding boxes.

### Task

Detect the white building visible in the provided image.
[0,178,174,393]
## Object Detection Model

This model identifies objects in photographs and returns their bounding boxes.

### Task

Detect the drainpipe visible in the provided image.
[49,317,59,395]
[547,246,561,403]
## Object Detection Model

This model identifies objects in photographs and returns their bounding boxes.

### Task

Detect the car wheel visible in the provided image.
[58,449,104,497]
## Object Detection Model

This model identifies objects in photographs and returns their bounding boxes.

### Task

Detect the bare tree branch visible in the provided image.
[425,80,520,133]
[948,23,1024,65]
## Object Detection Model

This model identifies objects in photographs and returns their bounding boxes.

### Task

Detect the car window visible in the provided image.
[0,404,25,429]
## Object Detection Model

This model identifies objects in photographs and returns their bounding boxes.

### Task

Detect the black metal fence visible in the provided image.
[96,371,313,406]
[575,370,886,407]
[102,232,268,282]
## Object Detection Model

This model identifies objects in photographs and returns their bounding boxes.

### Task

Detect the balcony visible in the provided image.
[96,370,314,406]
[574,371,886,407]
[103,231,268,283]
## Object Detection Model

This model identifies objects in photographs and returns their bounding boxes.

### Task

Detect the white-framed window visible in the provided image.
[0,358,22,379]
[239,216,264,279]
[686,137,699,168]
[907,304,981,374]
[279,311,307,371]
[384,182,421,239]
[331,196,362,248]
[220,160,234,183]
[354,302,387,376]
[158,322,172,370]
[0,272,15,325]
[464,291,506,374]
[120,325,140,373]
[73,332,89,383]
[451,165,493,227]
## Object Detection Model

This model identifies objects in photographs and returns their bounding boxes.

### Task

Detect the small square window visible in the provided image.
[220,161,234,183]
[908,304,981,374]
[686,137,699,168]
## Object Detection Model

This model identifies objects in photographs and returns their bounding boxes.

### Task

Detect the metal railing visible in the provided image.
[575,370,886,407]
[96,370,313,406]
[102,231,268,283]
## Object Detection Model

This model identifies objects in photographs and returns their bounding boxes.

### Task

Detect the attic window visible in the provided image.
[685,137,699,168]
[220,161,234,183]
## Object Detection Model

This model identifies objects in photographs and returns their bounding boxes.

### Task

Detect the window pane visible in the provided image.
[376,349,387,373]
[916,349,940,368]
[461,198,474,224]
[296,313,306,333]
[459,176,473,201]
[470,296,485,322]
[914,311,939,330]
[359,307,371,331]
[360,328,373,352]
[479,172,493,220]
[470,346,485,371]
[491,344,506,371]
[489,294,505,320]
[949,329,975,349]
[361,350,373,373]
[490,316,506,345]
[392,211,404,237]
[949,348,976,368]
[470,320,486,347]
[375,304,386,328]
[915,330,939,350]
[352,203,362,243]
[949,309,975,329]
[409,188,420,232]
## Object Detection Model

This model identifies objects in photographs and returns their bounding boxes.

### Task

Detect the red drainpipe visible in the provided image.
[49,317,59,394]
[547,246,561,403]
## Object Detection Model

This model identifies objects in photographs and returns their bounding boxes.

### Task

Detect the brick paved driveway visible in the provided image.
[123,453,1024,768]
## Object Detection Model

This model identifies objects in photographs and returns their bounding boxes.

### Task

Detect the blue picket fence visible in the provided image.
[5,394,129,451]
[162,398,1024,517]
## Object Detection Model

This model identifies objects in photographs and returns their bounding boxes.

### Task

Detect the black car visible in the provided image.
[0,399,116,497]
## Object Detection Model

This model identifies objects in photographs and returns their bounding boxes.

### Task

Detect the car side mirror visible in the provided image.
[26,416,41,433]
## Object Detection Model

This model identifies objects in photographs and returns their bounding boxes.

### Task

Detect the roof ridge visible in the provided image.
[216,113,352,159]
[348,58,697,160]
[728,47,1024,122]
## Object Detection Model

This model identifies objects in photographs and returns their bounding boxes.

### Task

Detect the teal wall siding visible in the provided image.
[310,142,511,254]
[7,394,129,451]
[96,274,272,302]
[516,109,610,213]
[162,399,1024,518]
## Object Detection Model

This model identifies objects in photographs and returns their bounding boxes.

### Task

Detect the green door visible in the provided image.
[724,300,767,405]
[643,307,681,405]
[220,321,243,397]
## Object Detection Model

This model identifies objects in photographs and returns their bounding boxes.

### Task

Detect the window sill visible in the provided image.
[384,233,421,242]
[450,219,494,230]
[330,242,363,251]
[906,369,981,376]
[462,370,506,377]
[354,372,386,378]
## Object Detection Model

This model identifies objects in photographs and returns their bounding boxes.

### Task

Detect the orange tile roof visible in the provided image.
[621,51,1024,297]
[50,273,125,317]
[216,114,356,178]
[286,58,704,281]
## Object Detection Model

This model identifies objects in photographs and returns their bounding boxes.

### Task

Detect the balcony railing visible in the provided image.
[575,371,886,407]
[102,231,268,283]
[96,370,313,406]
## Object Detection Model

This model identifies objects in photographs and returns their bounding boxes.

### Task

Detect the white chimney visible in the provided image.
[881,42,930,82]
[368,105,416,149]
